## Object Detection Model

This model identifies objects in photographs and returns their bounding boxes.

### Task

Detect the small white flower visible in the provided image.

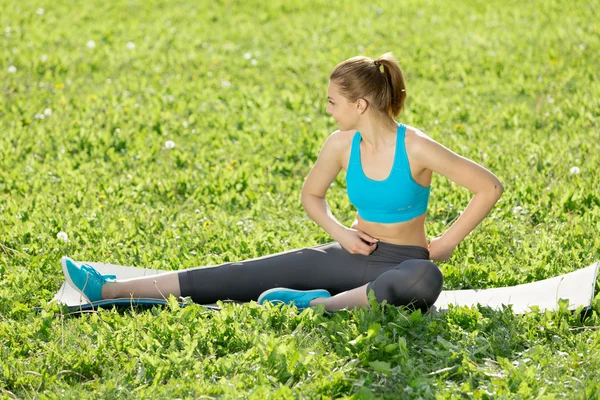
[117,243,123,247]
[250,59,258,66]
[106,78,112,84]
[86,40,96,49]
[57,232,69,242]
[8,65,16,73]
[236,221,244,226]
[44,108,52,116]
[126,41,135,50]
[41,54,48,62]
[570,166,580,175]
[243,52,252,59]
[36,8,45,15]
[512,206,523,214]
[165,140,176,149]
[221,80,231,88]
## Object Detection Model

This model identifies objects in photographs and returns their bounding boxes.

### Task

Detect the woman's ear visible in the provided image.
[356,98,369,115]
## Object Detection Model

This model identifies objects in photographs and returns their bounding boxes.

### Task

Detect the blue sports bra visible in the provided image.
[345,123,431,223]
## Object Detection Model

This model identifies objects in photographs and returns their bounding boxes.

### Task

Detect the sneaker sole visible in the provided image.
[61,256,92,303]
[257,287,331,305]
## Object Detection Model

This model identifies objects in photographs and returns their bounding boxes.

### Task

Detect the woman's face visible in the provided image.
[326,81,359,131]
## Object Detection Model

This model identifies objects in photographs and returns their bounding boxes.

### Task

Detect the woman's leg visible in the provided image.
[99,242,370,302]
[311,259,443,312]
[102,271,181,300]
[309,284,370,310]
[177,242,371,303]
[95,242,443,312]
[310,242,442,312]
[362,259,444,312]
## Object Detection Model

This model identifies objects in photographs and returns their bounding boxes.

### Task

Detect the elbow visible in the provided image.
[493,180,504,199]
[301,189,322,201]
[301,195,308,211]
[300,192,313,209]
[477,180,504,199]
[496,180,504,194]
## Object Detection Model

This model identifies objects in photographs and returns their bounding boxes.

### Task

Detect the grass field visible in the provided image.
[1,0,599,398]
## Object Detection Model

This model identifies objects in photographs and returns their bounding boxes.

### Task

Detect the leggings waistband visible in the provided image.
[371,241,430,260]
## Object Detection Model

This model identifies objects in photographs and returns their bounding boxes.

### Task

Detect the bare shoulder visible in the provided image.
[403,125,439,167]
[329,129,356,144]
[324,129,355,156]
[404,125,435,148]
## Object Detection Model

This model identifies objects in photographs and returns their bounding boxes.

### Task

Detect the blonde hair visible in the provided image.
[329,52,407,118]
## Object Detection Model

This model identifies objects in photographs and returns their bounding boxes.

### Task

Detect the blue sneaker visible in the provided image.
[257,288,332,310]
[61,256,116,302]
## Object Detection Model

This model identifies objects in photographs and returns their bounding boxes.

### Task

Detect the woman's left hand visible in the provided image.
[428,236,456,262]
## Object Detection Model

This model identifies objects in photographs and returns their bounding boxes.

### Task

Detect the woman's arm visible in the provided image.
[300,131,347,240]
[409,132,504,260]
[301,131,378,254]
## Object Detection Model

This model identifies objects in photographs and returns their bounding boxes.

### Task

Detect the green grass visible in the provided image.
[1,0,599,398]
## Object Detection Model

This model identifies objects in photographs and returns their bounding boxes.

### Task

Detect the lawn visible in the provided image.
[1,0,599,398]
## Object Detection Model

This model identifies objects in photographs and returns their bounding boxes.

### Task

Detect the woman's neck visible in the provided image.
[355,117,399,152]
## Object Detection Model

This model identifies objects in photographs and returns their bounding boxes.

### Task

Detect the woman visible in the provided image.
[62,52,504,313]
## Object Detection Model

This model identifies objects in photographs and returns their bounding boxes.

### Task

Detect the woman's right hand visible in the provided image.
[337,227,379,255]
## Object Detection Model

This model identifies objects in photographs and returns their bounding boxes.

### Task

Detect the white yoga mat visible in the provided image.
[432,262,599,313]
[49,261,599,314]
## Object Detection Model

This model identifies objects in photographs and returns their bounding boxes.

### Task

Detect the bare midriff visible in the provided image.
[352,213,428,248]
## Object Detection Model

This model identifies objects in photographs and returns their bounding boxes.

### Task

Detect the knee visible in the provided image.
[416,261,444,295]
[368,260,444,311]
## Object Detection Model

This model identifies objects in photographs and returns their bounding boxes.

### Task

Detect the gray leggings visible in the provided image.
[178,241,444,311]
